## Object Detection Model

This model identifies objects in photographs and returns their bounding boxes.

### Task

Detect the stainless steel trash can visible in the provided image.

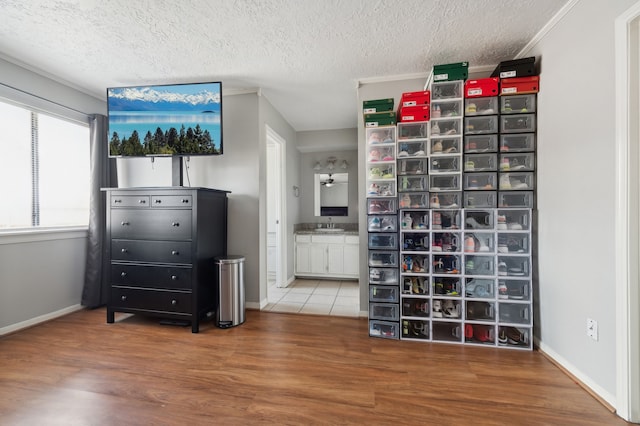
[215,255,245,328]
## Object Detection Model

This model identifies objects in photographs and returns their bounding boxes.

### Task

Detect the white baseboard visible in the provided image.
[0,304,83,336]
[536,339,616,408]
[246,301,264,310]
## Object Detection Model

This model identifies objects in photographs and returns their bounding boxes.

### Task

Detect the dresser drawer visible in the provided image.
[111,209,192,240]
[111,264,192,290]
[111,195,151,208]
[151,195,193,207]
[111,287,192,314]
[112,239,192,264]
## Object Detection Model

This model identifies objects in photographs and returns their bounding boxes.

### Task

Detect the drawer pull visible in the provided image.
[182,199,189,203]
[155,199,162,204]
[120,272,127,277]
[121,248,128,253]
[171,250,179,255]
[138,199,146,204]
[171,275,178,280]
[121,295,127,301]
[114,199,122,203]
[121,221,130,226]
[172,222,180,227]
[171,299,177,306]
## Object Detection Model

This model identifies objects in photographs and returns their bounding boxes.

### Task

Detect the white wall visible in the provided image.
[525,0,638,404]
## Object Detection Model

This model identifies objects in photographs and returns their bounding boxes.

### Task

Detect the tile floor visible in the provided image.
[265,278,360,317]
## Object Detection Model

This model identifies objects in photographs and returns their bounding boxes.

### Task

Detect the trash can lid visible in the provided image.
[215,255,245,264]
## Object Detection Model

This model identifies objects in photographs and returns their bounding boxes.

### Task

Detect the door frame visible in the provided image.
[266,125,287,288]
[614,2,640,422]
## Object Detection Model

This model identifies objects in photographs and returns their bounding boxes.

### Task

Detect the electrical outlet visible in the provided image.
[587,318,598,341]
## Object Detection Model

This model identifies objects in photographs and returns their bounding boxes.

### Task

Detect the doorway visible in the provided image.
[614,3,640,422]
[266,125,287,292]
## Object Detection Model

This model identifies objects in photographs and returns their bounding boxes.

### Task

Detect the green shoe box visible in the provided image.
[433,62,469,82]
[364,111,396,127]
[363,98,394,114]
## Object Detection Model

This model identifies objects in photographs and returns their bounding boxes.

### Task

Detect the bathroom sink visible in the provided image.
[315,228,345,233]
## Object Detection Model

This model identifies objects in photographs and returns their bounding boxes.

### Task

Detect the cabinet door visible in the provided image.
[327,244,344,275]
[295,244,311,274]
[343,244,359,277]
[310,244,327,274]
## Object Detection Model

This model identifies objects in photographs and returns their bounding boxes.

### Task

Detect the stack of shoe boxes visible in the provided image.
[396,91,431,340]
[365,98,401,339]
[460,77,501,346]
[426,70,466,344]
[494,58,539,348]
[364,60,538,349]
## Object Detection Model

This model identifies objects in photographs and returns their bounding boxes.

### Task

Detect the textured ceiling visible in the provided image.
[0,0,567,131]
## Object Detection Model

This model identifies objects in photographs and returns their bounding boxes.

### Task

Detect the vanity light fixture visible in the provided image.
[315,156,348,171]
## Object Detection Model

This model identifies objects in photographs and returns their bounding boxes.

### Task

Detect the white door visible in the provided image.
[266,126,287,288]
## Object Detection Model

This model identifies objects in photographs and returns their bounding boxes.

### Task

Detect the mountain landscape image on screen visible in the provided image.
[108,82,222,156]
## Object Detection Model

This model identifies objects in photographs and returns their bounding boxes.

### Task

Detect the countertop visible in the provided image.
[295,230,359,236]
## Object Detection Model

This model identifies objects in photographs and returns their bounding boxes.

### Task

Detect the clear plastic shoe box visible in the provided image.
[369,285,399,303]
[369,320,399,339]
[429,156,461,174]
[464,191,497,208]
[500,134,535,153]
[430,136,461,155]
[465,115,498,135]
[500,94,536,114]
[464,97,498,116]
[465,134,498,153]
[464,153,497,172]
[463,172,497,190]
[500,113,536,133]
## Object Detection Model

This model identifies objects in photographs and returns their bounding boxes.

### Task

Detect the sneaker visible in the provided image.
[499,174,512,189]
[465,216,488,229]
[498,261,508,276]
[413,150,425,157]
[397,150,409,157]
[431,141,443,153]
[442,300,460,318]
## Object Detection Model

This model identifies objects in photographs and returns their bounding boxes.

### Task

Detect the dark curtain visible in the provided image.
[82,114,117,308]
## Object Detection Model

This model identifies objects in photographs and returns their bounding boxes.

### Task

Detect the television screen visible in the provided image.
[107,81,222,157]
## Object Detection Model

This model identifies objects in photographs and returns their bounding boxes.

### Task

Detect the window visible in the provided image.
[0,99,90,230]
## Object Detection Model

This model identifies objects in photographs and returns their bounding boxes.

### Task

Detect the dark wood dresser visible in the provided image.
[104,187,228,332]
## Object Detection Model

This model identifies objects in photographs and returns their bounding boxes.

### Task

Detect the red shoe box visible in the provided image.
[500,76,540,95]
[465,77,499,98]
[400,90,430,108]
[398,105,430,123]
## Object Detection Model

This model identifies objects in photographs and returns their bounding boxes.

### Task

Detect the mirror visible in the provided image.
[314,173,348,216]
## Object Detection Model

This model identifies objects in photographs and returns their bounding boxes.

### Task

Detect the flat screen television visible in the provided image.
[107,81,222,157]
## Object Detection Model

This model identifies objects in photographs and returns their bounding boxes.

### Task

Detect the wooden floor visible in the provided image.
[0,308,630,426]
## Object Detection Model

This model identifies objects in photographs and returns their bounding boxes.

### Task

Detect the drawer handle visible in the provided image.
[155,199,162,204]
[121,221,130,226]
[171,250,179,255]
[114,199,122,203]
[171,299,177,306]
[171,275,178,280]
[182,199,189,203]
[120,272,127,277]
[172,222,180,227]
[121,248,128,253]
[138,199,146,204]
[121,295,127,301]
